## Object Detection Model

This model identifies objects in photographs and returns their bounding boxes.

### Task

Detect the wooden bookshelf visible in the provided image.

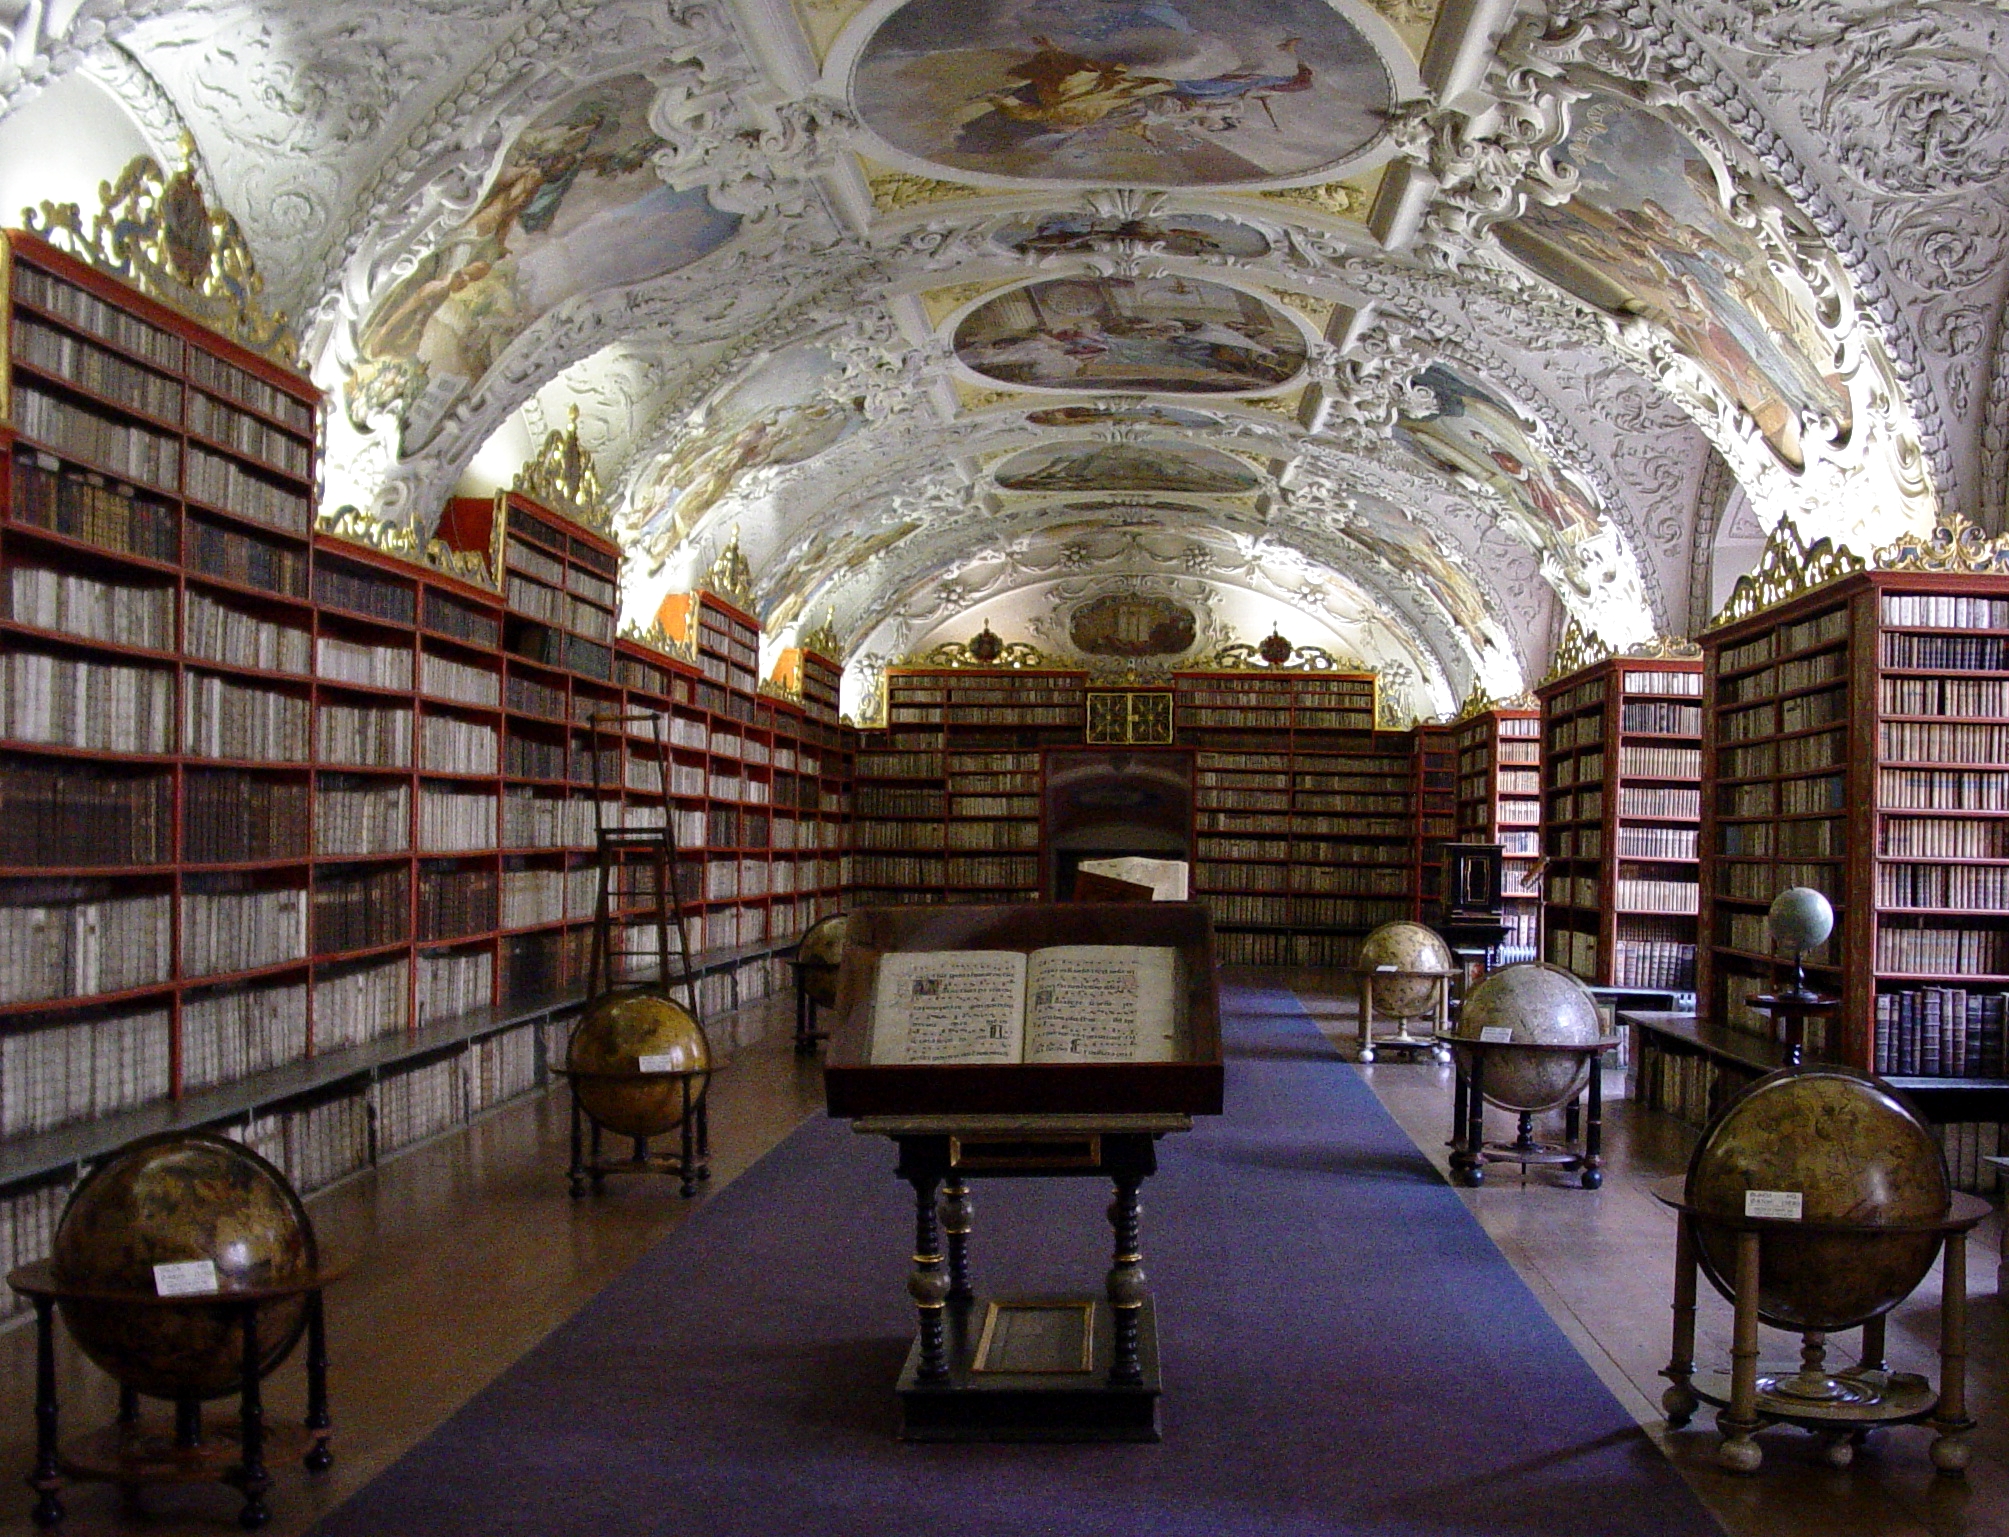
[1413,721,1456,922]
[1538,655,1702,990]
[1699,567,2009,1084]
[1452,705,1541,959]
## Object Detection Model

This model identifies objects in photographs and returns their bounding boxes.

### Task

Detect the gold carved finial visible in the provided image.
[513,405,613,536]
[1206,634,1371,675]
[908,623,1054,669]
[317,506,497,589]
[620,618,698,662]
[800,606,842,663]
[23,144,297,363]
[701,527,757,613]
[1543,616,1613,683]
[1872,513,2009,575]
[1624,633,1702,661]
[1708,517,1866,630]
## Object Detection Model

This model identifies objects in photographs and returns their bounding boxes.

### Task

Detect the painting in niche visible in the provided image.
[854,0,1394,186]
[1024,402,1220,430]
[995,210,1270,259]
[626,343,867,562]
[347,75,742,451]
[955,276,1305,393]
[1499,90,1850,470]
[1395,364,1605,550]
[1340,520,1494,653]
[994,441,1259,493]
[1069,594,1198,657]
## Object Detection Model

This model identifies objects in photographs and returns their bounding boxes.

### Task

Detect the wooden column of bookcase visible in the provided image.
[1452,706,1542,960]
[1699,570,2009,1115]
[1414,723,1457,924]
[1538,656,1702,990]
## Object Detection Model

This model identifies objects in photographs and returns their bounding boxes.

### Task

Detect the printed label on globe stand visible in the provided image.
[1743,1190,1803,1220]
[1478,1027,1515,1044]
[637,1053,681,1072]
[153,1259,221,1296]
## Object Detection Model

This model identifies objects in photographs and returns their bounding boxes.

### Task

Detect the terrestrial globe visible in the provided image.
[1685,1066,1948,1331]
[1767,887,1835,957]
[568,988,711,1138]
[797,913,850,1010]
[1452,962,1603,1112]
[52,1131,316,1400]
[1357,921,1454,1018]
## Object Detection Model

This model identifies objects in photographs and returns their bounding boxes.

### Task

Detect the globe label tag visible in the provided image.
[1374,965,1397,972]
[153,1260,220,1297]
[636,1053,680,1073]
[1744,1190,1803,1220]
[1478,1027,1515,1044]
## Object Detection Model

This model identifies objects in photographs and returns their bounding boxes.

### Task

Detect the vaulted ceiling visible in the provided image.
[3,0,2004,719]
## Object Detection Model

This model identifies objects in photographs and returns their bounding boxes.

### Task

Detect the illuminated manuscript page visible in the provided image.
[1025,946,1179,1064]
[869,950,1027,1065]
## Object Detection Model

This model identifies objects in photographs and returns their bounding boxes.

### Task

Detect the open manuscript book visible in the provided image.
[869,946,1182,1066]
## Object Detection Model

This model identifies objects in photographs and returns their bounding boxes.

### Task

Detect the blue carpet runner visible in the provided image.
[312,984,1720,1536]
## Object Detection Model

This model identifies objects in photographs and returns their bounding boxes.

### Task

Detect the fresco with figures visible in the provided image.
[1500,90,1850,470]
[347,75,742,450]
[1024,402,1221,429]
[1069,593,1199,656]
[853,0,1394,185]
[994,441,1260,493]
[1339,520,1494,653]
[955,276,1305,393]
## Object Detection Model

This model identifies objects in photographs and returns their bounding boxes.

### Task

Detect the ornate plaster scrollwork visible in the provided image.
[1873,514,2009,577]
[0,0,171,111]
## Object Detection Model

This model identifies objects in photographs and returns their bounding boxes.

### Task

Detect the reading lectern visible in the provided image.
[825,903,1223,1442]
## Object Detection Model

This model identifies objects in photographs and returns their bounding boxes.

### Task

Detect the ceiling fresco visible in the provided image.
[953,275,1308,393]
[13,0,1992,719]
[850,0,1399,187]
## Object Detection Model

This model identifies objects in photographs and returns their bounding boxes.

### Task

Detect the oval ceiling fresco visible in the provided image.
[852,0,1396,186]
[993,440,1260,493]
[954,275,1306,393]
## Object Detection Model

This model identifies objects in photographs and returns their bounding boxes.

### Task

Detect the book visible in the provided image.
[870,945,1180,1066]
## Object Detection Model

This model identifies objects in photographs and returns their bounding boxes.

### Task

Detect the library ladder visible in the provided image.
[587,712,702,1025]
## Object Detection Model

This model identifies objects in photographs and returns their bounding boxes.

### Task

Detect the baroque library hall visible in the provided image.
[0,0,2006,1531]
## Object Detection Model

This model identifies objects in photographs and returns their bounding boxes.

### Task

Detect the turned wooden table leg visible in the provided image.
[1449,1056,1469,1153]
[1581,1053,1604,1190]
[1931,1231,1972,1475]
[905,1169,950,1383]
[1718,1228,1764,1472]
[303,1290,333,1473]
[940,1177,973,1309]
[678,1078,699,1198]
[1859,1313,1888,1374]
[27,1296,61,1529]
[234,1305,270,1530]
[1453,1053,1487,1186]
[1106,1171,1146,1388]
[1662,1212,1700,1427]
[1356,976,1376,1063]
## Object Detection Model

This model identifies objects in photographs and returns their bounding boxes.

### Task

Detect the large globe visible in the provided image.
[52,1132,315,1400]
[1453,962,1604,1112]
[1357,921,1455,1018]
[1686,1067,1948,1330]
[797,913,849,1010]
[568,989,711,1138]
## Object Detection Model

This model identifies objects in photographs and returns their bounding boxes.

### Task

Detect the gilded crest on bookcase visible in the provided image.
[1205,634,1373,677]
[1624,634,1702,661]
[513,406,614,537]
[1085,690,1174,745]
[1453,683,1537,722]
[1542,617,1612,684]
[1872,514,2009,576]
[758,676,803,707]
[23,139,297,364]
[799,608,844,664]
[318,506,497,590]
[1708,517,1865,630]
[700,530,758,614]
[909,622,1054,670]
[621,618,698,663]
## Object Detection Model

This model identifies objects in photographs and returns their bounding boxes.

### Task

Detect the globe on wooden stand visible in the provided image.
[1744,887,1839,1066]
[6,1131,339,1530]
[1352,921,1455,1063]
[1656,1066,1989,1473]
[791,913,849,1053]
[1439,963,1616,1188]
[562,988,713,1197]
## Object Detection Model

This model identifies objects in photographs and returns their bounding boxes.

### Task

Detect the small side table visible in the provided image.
[1352,968,1453,1064]
[1653,1178,1989,1473]
[6,1260,341,1530]
[1439,1033,1619,1189]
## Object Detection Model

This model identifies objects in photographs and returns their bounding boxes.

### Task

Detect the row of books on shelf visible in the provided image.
[1874,989,2008,1078]
[1882,633,2009,671]
[1197,894,1409,928]
[1881,593,2009,630]
[1550,750,1603,786]
[1618,786,1700,820]
[7,562,175,651]
[1876,927,2009,974]
[1716,860,1840,904]
[1875,862,2009,910]
[1614,879,1698,914]
[1609,938,1697,990]
[1882,817,2008,858]
[1720,691,1845,742]
[1624,669,1702,696]
[1881,676,2009,717]
[1880,721,2009,763]
[1719,818,1842,858]
[1880,768,2009,811]
[1720,732,1846,779]
[1619,701,1701,734]
[1213,930,1365,969]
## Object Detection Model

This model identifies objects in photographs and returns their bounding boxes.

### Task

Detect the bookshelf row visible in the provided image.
[1452,706,1541,961]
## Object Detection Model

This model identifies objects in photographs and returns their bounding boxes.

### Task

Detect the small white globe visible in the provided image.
[1767,887,1835,954]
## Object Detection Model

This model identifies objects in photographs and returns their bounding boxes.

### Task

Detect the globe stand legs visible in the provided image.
[228,1305,269,1530]
[1661,1214,1700,1429]
[303,1290,333,1474]
[1107,1172,1146,1389]
[1718,1230,1766,1473]
[1930,1232,1972,1475]
[174,1397,201,1449]
[28,1297,61,1529]
[567,1078,711,1199]
[1450,1053,1486,1186]
[1580,1058,1604,1190]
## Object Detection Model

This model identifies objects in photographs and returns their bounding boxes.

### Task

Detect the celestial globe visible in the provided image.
[1357,921,1454,1018]
[1453,962,1603,1112]
[1686,1066,1948,1331]
[1767,887,1835,957]
[568,988,711,1138]
[797,913,850,1010]
[52,1132,316,1400]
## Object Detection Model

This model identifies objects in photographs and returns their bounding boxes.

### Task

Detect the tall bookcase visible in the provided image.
[1698,564,2009,1086]
[1538,653,1702,990]
[1452,703,1542,960]
[1413,721,1457,922]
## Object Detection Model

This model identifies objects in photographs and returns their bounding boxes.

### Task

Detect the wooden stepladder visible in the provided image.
[586,710,701,1018]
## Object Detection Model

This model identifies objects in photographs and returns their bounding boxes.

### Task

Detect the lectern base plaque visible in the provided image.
[896,1296,1160,1442]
